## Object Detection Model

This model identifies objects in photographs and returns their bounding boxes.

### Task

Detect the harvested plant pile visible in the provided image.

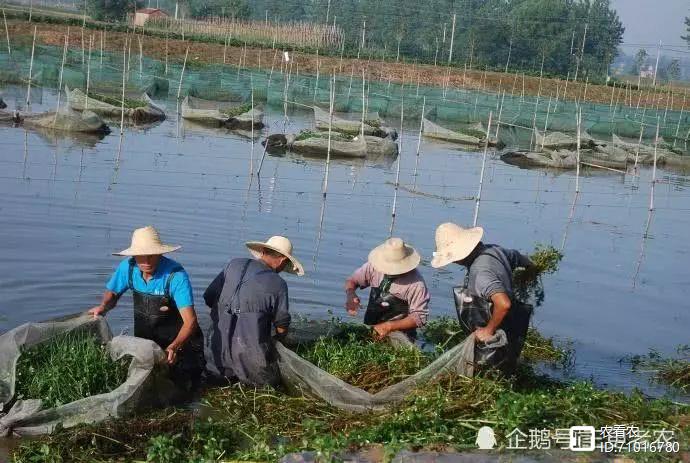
[294,130,354,142]
[221,103,252,118]
[15,331,130,408]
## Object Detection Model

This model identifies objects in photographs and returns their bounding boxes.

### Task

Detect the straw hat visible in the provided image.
[368,238,421,276]
[246,236,305,276]
[431,223,484,269]
[113,226,181,256]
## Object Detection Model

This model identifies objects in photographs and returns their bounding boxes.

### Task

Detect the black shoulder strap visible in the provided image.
[378,275,395,294]
[463,248,512,290]
[229,259,253,312]
[164,266,184,299]
[127,258,136,290]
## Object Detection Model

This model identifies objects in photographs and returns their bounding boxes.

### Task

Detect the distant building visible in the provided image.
[134,8,169,27]
[640,65,655,79]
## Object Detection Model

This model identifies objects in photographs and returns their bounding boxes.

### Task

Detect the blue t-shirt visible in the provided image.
[106,256,194,310]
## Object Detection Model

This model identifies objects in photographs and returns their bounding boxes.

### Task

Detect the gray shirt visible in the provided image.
[203,258,290,386]
[467,244,532,302]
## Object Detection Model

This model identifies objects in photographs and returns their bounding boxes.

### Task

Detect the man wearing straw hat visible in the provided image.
[344,237,431,340]
[203,235,304,387]
[88,226,205,391]
[431,223,533,374]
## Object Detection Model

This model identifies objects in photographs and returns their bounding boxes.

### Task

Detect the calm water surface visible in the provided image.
[1,85,689,401]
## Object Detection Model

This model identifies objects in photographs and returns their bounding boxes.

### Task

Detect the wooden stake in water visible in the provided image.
[650,117,660,211]
[3,9,10,56]
[85,34,93,110]
[138,35,143,77]
[26,26,37,111]
[473,112,493,227]
[389,93,405,236]
[573,23,588,83]
[100,29,104,66]
[541,96,553,151]
[177,45,189,101]
[634,107,647,169]
[360,70,366,137]
[164,31,169,75]
[494,90,505,141]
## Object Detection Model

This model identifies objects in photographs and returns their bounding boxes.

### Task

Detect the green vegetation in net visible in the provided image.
[630,346,690,392]
[87,92,147,109]
[296,327,431,393]
[364,119,381,128]
[220,103,252,118]
[15,331,130,408]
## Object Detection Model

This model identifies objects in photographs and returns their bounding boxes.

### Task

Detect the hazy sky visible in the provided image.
[611,0,688,53]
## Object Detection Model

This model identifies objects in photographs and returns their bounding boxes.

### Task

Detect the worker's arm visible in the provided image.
[344,263,372,315]
[165,307,199,365]
[373,315,419,339]
[474,292,511,342]
[88,290,120,317]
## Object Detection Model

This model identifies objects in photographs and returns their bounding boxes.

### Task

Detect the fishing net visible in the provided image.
[274,321,505,413]
[0,314,176,436]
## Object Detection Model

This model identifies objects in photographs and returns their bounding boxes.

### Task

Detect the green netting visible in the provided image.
[2,42,690,155]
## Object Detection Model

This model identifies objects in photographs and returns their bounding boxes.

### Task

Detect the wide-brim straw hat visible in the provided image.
[246,235,305,276]
[431,223,484,269]
[368,237,421,276]
[113,226,181,256]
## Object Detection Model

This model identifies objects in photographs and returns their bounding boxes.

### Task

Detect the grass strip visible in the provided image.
[15,331,130,408]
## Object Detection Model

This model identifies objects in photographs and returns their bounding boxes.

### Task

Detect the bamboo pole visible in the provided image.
[249,78,255,176]
[473,112,493,227]
[494,90,505,141]
[26,26,37,111]
[360,69,366,136]
[81,26,85,65]
[673,89,686,148]
[85,34,93,110]
[447,12,456,64]
[165,31,169,74]
[412,96,426,190]
[3,9,11,56]
[357,20,365,60]
[652,41,661,87]
[120,39,127,136]
[573,23,587,83]
[389,93,405,237]
[634,107,647,169]
[137,35,143,77]
[100,29,104,66]
[575,107,582,194]
[650,117,660,211]
[177,45,189,101]
[54,34,68,126]
[541,96,553,151]
[322,75,335,197]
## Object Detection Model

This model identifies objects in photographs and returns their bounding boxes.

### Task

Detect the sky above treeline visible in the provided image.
[611,0,688,54]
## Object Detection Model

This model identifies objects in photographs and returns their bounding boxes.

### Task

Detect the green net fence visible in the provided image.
[2,42,689,154]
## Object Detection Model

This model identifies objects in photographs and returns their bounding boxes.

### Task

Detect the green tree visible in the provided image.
[682,17,690,45]
[188,0,250,19]
[85,0,141,21]
[632,48,648,75]
[667,58,681,81]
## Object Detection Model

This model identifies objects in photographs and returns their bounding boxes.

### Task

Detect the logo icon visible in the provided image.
[569,426,596,451]
[476,426,497,450]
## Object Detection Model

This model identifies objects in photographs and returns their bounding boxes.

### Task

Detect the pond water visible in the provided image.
[1,84,689,403]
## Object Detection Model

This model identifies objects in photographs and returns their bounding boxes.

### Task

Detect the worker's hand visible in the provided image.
[345,291,361,315]
[474,326,495,343]
[373,321,393,340]
[88,305,106,318]
[165,344,179,365]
